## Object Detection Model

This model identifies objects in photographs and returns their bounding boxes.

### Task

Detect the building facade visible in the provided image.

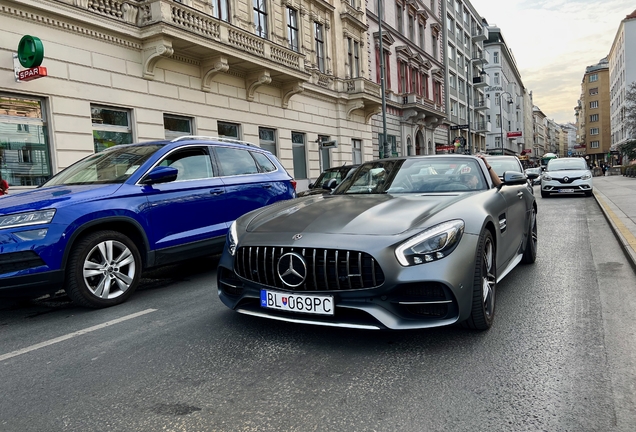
[441,0,489,155]
[609,9,636,154]
[532,106,546,159]
[366,0,446,158]
[1,0,381,192]
[576,58,611,166]
[482,23,528,157]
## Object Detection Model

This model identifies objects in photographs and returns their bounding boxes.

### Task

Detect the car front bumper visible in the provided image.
[217,231,481,330]
[541,179,592,194]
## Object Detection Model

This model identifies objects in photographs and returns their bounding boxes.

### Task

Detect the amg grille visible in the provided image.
[235,246,385,291]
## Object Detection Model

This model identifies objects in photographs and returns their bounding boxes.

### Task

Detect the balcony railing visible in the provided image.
[474,121,492,132]
[472,74,490,87]
[471,27,488,41]
[474,98,490,110]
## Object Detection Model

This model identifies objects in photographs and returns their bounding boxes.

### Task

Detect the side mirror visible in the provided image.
[526,172,539,180]
[502,171,528,185]
[140,166,178,185]
[323,178,338,190]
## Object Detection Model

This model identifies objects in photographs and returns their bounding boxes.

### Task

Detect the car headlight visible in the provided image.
[0,210,56,230]
[227,220,238,256]
[395,220,464,266]
[581,172,592,180]
[542,174,552,181]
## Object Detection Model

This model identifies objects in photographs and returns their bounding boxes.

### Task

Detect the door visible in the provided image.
[498,183,527,268]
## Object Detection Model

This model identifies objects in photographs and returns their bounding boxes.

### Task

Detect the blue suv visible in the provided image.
[0,136,296,308]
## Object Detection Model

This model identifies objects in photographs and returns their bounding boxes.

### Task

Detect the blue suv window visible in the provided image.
[251,151,277,172]
[216,147,259,176]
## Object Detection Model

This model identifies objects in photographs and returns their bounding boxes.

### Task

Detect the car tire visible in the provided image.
[64,230,142,308]
[521,207,537,264]
[463,229,496,331]
[541,190,549,198]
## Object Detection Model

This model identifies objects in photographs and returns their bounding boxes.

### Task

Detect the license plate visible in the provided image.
[558,189,575,193]
[260,290,334,316]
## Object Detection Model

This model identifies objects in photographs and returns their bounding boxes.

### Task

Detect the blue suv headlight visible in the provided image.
[0,210,56,230]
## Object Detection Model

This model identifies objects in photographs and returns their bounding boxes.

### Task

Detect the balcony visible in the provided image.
[341,78,383,122]
[55,0,311,103]
[471,27,489,42]
[470,51,489,65]
[474,121,492,133]
[472,74,490,88]
[474,98,491,110]
[401,93,446,128]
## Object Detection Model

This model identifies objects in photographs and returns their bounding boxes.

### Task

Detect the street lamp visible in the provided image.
[466,58,486,155]
[498,91,513,155]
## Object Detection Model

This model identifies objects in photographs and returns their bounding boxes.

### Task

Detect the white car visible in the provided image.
[540,157,593,198]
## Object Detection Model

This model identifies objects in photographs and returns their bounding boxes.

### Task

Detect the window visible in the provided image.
[164,114,193,140]
[447,44,455,62]
[495,92,500,105]
[259,127,276,155]
[319,135,331,170]
[495,136,501,148]
[399,61,407,93]
[464,33,469,49]
[589,73,598,82]
[493,72,500,85]
[166,148,214,181]
[432,34,438,59]
[315,22,325,73]
[455,0,461,14]
[449,73,456,89]
[589,87,598,95]
[590,141,600,148]
[212,0,229,22]
[411,67,417,94]
[590,128,599,135]
[493,51,499,64]
[590,114,599,122]
[458,78,465,94]
[287,7,299,52]
[253,0,268,38]
[218,121,240,138]
[463,8,469,24]
[451,100,457,115]
[348,38,360,78]
[590,101,599,109]
[216,147,259,176]
[91,105,133,153]
[419,24,424,48]
[447,16,454,34]
[434,81,442,104]
[457,54,464,71]
[459,104,466,120]
[0,94,52,186]
[251,152,276,172]
[397,4,404,34]
[378,134,397,157]
[352,139,362,164]
[496,114,501,128]
[456,24,462,38]
[291,132,307,179]
[408,14,414,40]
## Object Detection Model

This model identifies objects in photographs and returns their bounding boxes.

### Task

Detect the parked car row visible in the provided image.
[1,147,557,332]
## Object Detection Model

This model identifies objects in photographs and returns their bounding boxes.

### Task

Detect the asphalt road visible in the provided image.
[1,189,636,432]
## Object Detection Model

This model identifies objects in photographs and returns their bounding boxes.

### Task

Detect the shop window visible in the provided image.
[164,114,193,140]
[292,132,307,179]
[259,127,276,155]
[0,94,53,186]
[218,121,240,138]
[91,105,133,153]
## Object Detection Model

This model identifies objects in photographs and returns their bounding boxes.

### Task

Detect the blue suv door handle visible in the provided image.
[210,188,225,195]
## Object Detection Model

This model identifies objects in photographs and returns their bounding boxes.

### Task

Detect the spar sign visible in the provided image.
[14,35,48,82]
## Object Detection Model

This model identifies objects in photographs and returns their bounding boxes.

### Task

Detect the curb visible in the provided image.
[593,188,636,273]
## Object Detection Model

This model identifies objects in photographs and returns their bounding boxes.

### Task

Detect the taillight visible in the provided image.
[290,179,297,191]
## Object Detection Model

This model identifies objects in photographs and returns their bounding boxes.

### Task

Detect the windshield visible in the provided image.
[489,158,522,177]
[547,158,587,172]
[43,144,162,186]
[334,158,487,194]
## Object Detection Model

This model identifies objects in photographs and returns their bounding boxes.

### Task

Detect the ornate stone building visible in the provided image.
[0,0,382,191]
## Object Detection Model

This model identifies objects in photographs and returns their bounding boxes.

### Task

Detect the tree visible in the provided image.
[619,82,636,161]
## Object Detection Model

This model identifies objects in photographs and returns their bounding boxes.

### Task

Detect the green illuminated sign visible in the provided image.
[17,35,44,68]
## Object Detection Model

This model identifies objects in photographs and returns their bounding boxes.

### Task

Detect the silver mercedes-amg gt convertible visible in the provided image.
[217,155,537,331]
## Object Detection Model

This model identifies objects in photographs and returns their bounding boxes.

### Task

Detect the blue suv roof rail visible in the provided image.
[170,135,258,147]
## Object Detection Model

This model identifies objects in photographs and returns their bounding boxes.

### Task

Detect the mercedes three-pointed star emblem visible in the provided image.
[277,252,307,287]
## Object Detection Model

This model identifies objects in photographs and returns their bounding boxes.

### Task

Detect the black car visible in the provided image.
[296,164,358,197]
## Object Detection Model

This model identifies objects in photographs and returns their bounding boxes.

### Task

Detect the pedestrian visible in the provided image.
[0,172,8,196]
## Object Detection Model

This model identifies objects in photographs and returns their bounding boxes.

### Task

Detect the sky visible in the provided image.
[470,0,635,124]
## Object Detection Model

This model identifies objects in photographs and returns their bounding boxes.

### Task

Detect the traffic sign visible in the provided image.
[450,124,469,130]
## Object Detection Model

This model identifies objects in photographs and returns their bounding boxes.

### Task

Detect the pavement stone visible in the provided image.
[592,174,636,271]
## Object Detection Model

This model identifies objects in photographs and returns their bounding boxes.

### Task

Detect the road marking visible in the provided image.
[0,308,157,362]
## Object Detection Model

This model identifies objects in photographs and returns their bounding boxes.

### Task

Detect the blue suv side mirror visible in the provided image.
[141,166,178,185]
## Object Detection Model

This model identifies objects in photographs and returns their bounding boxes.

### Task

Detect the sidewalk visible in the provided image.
[592,175,636,271]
